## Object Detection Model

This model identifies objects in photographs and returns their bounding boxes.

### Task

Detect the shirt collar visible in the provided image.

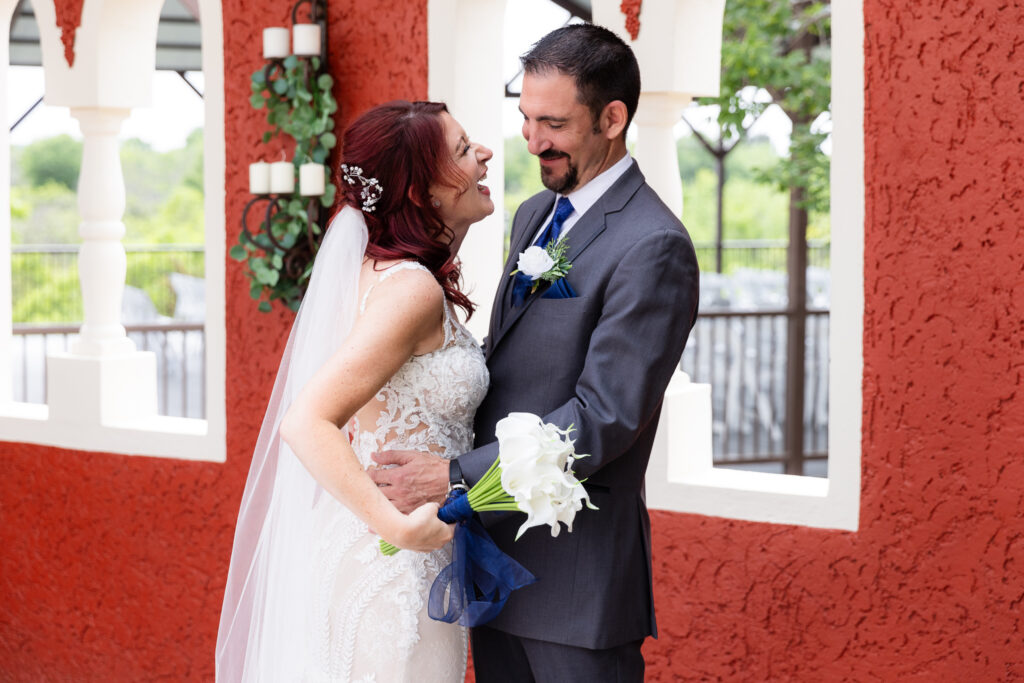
[561,152,633,219]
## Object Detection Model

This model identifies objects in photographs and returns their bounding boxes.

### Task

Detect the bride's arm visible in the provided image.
[279,268,451,553]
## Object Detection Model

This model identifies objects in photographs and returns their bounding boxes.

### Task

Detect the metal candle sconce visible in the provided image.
[239,0,336,310]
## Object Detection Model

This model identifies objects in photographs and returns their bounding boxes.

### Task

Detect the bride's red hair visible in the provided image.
[335,100,475,318]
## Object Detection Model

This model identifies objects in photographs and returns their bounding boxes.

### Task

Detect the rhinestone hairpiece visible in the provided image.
[340,164,383,213]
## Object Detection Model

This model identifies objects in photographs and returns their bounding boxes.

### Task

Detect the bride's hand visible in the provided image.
[385,502,454,552]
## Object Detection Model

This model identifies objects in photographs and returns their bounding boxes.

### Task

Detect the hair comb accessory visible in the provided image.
[341,163,383,212]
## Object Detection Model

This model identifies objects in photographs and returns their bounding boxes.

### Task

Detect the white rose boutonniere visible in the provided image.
[511,237,573,294]
[516,246,555,279]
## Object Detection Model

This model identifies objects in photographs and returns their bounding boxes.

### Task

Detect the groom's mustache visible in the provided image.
[538,150,569,161]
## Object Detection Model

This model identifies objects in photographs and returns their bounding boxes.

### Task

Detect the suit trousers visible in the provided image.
[471,625,645,683]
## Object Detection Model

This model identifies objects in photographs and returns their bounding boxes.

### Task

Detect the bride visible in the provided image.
[216,101,494,682]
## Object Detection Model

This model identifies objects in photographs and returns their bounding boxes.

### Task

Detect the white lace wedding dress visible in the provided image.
[305,261,489,682]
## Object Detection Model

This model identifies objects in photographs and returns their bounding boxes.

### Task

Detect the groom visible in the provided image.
[373,24,699,681]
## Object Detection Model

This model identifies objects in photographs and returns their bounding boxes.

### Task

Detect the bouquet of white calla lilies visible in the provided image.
[494,412,597,539]
[379,412,595,555]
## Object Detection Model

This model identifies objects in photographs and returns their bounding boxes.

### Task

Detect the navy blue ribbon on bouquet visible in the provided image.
[428,489,536,627]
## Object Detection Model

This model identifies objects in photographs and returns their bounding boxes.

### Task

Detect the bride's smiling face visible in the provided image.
[429,112,494,247]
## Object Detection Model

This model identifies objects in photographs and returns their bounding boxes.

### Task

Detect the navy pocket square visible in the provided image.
[541,278,577,299]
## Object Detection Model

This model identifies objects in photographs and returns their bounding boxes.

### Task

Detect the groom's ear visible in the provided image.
[600,100,629,141]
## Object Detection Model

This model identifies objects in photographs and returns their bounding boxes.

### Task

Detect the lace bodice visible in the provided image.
[306,260,487,682]
[351,261,489,465]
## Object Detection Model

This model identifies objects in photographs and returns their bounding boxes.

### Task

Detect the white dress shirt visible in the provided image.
[530,152,634,245]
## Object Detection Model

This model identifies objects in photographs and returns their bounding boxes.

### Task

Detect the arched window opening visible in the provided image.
[1,0,226,462]
[7,0,207,419]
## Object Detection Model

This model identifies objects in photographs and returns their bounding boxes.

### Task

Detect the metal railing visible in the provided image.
[12,244,205,322]
[11,322,206,419]
[693,239,830,273]
[10,244,829,474]
[680,309,829,476]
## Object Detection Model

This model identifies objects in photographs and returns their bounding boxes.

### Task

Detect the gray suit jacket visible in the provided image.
[456,160,700,650]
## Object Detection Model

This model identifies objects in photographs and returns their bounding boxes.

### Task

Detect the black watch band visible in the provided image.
[448,458,466,488]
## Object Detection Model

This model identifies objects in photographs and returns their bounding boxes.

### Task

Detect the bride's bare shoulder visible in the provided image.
[361,259,443,312]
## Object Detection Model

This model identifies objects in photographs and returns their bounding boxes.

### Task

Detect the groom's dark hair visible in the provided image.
[521,23,641,134]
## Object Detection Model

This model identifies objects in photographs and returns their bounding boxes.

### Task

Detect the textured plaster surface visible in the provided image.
[0,1,427,680]
[621,0,642,40]
[53,0,83,66]
[4,1,1024,681]
[641,1,1024,680]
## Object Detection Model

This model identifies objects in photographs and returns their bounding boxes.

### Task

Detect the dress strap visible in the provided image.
[440,297,456,348]
[359,261,431,314]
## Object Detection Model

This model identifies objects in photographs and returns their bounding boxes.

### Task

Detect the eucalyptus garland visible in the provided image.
[231,55,338,312]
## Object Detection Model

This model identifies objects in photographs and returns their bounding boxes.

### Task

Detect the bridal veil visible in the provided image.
[216,206,368,682]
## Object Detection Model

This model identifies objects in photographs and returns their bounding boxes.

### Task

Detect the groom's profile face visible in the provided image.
[519,71,613,195]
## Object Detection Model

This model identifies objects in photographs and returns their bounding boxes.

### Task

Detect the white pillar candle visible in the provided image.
[269,161,295,194]
[292,23,321,56]
[249,161,270,194]
[263,27,289,59]
[299,162,325,196]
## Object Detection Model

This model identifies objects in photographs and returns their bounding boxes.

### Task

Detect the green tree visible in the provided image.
[20,134,82,189]
[706,0,830,214]
[696,0,830,272]
[703,0,831,473]
[503,136,545,249]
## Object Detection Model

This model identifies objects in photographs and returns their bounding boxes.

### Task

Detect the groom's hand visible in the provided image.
[369,450,448,514]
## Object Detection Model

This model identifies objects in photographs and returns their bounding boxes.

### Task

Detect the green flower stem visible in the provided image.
[471,503,521,512]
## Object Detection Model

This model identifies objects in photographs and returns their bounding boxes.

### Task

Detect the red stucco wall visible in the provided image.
[0,1,427,680]
[53,0,83,66]
[4,1,1023,681]
[642,2,1024,680]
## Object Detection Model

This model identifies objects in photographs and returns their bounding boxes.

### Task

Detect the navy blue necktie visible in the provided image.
[511,197,574,307]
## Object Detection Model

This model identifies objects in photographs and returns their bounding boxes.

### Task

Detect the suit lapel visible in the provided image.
[488,161,646,355]
[489,198,553,344]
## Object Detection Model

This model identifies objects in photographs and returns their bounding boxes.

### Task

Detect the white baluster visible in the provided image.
[71,107,135,356]
[46,106,156,425]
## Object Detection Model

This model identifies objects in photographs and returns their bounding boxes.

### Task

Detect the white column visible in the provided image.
[633,92,691,219]
[592,0,727,220]
[429,0,507,340]
[0,0,17,403]
[70,108,134,356]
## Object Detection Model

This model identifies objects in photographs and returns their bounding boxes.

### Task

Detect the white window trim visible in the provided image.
[0,0,226,463]
[645,0,863,531]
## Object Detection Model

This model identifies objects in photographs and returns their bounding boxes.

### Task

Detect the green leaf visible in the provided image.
[261,131,273,144]
[319,132,336,149]
[258,300,272,313]
[317,74,333,91]
[249,93,265,109]
[283,55,299,70]
[312,147,328,164]
[320,183,336,206]
[272,78,288,95]
[229,244,247,261]
[252,69,266,85]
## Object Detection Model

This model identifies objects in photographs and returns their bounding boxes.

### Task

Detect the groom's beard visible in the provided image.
[538,150,579,194]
